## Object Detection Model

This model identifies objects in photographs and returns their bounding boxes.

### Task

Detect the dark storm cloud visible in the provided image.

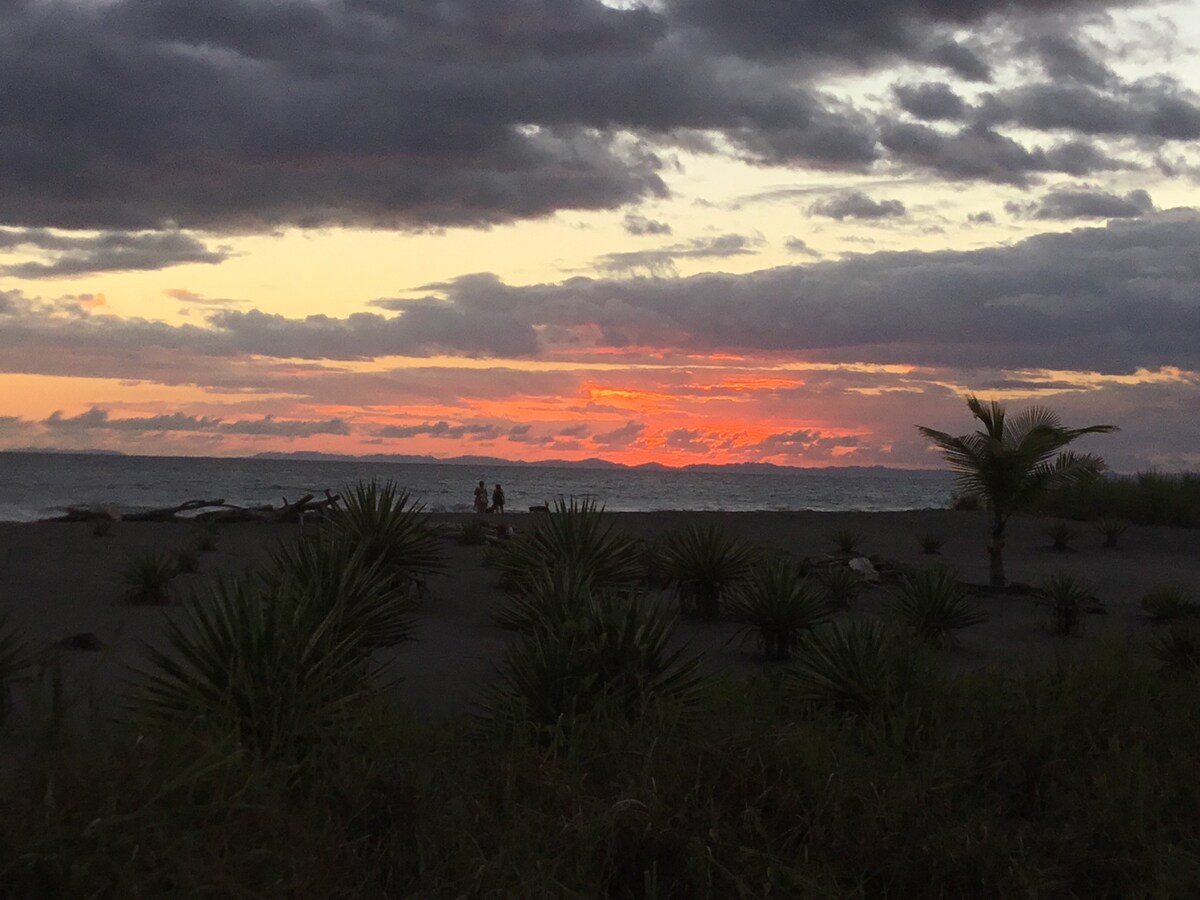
[43,407,348,436]
[893,83,967,121]
[980,81,1200,141]
[0,230,230,277]
[1027,34,1114,87]
[4,214,1200,375]
[1008,187,1155,219]
[926,40,993,82]
[809,191,906,221]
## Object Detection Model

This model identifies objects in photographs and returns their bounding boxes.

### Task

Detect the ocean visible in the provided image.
[0,452,954,522]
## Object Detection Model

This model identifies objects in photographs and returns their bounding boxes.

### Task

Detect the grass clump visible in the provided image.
[121,550,177,605]
[1039,471,1200,528]
[191,520,220,552]
[724,557,827,660]
[832,526,864,555]
[917,531,945,554]
[1140,586,1200,623]
[1153,623,1200,674]
[784,619,913,716]
[492,564,596,634]
[661,524,755,619]
[818,563,863,610]
[456,519,487,546]
[1095,516,1130,548]
[91,517,114,537]
[173,546,200,575]
[330,480,444,594]
[1045,519,1077,552]
[1041,574,1094,636]
[0,603,35,724]
[887,565,984,648]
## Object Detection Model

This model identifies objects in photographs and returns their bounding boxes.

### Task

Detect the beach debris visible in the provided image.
[59,632,106,652]
[848,557,879,582]
[45,490,342,525]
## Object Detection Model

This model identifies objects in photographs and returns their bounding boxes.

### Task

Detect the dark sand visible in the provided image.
[2,510,1199,724]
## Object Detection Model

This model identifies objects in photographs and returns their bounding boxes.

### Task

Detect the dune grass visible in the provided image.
[1038,471,1200,527]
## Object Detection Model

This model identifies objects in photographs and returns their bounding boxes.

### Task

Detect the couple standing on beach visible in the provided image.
[474,481,505,514]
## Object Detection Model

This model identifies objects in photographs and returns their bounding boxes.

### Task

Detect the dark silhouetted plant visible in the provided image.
[785,619,890,716]
[1095,517,1129,549]
[457,519,487,546]
[0,603,35,724]
[1153,623,1200,674]
[331,480,444,592]
[494,497,641,591]
[492,564,597,634]
[918,396,1116,587]
[724,557,827,660]
[1046,520,1076,552]
[1042,574,1093,636]
[92,517,113,538]
[917,532,945,555]
[121,550,177,605]
[832,527,864,555]
[887,565,984,648]
[818,563,863,611]
[661,524,755,619]
[173,547,199,575]
[191,520,220,552]
[1140,586,1200,623]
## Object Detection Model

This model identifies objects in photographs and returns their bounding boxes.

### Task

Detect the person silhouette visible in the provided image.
[473,480,488,514]
[492,483,505,514]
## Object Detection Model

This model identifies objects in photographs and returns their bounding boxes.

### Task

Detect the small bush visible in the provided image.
[1153,623,1200,674]
[0,604,35,724]
[331,480,444,592]
[818,563,863,611]
[1095,517,1130,548]
[121,550,177,605]
[173,547,199,575]
[457,519,487,546]
[1045,520,1076,552]
[492,564,596,634]
[917,532,945,555]
[951,491,982,511]
[832,527,863,555]
[661,524,755,619]
[887,565,984,648]
[91,517,113,537]
[784,619,890,716]
[191,520,220,552]
[1140,586,1200,623]
[1042,574,1093,636]
[724,557,827,660]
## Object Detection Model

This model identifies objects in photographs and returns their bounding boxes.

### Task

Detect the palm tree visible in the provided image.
[917,396,1117,588]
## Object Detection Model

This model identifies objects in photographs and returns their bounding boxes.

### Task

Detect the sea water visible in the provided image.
[0,452,953,521]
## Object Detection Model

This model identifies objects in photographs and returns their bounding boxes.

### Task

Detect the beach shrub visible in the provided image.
[1095,516,1130,548]
[331,480,444,592]
[1038,471,1200,528]
[173,546,200,575]
[91,517,113,538]
[494,496,641,591]
[1042,574,1094,636]
[784,619,892,716]
[133,576,379,759]
[121,550,177,605]
[1153,623,1200,674]
[724,557,827,660]
[0,604,35,724]
[918,396,1116,587]
[886,565,984,648]
[635,534,671,589]
[265,530,416,649]
[486,589,704,731]
[1140,586,1200,623]
[917,532,945,555]
[661,524,755,619]
[1045,519,1076,552]
[831,527,864,555]
[457,519,487,546]
[191,520,220,552]
[492,564,597,634]
[818,563,863,610]
[950,491,981,511]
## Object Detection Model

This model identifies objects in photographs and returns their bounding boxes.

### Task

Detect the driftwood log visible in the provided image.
[46,490,341,524]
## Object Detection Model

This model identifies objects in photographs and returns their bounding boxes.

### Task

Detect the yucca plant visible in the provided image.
[492,564,599,634]
[494,497,642,591]
[121,550,177,605]
[832,527,864,555]
[0,604,35,724]
[886,565,984,648]
[457,519,487,546]
[1046,520,1076,552]
[1095,517,1130,549]
[1153,623,1200,674]
[785,619,891,716]
[917,532,945,555]
[724,557,827,660]
[173,547,200,575]
[1042,574,1093,636]
[133,577,378,759]
[265,530,416,649]
[485,590,704,730]
[1139,586,1200,623]
[191,520,220,552]
[330,480,444,592]
[818,563,863,611]
[661,524,755,619]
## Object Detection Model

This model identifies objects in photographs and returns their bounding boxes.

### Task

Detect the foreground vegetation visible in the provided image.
[1038,471,1200,528]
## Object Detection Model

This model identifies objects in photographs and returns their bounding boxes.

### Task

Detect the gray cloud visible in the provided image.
[43,407,348,437]
[1008,187,1155,220]
[623,214,673,236]
[810,191,906,221]
[784,237,820,256]
[893,82,966,121]
[596,233,761,275]
[592,420,645,447]
[375,421,502,440]
[980,81,1200,141]
[0,229,230,278]
[1027,34,1114,87]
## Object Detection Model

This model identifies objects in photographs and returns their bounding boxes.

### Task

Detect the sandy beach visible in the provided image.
[3,508,1199,723]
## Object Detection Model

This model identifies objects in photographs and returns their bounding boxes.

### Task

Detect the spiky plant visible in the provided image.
[486,590,705,729]
[661,524,755,619]
[265,530,416,649]
[0,604,35,724]
[1042,574,1093,636]
[1140,586,1200,623]
[173,547,200,575]
[1046,520,1076,552]
[1153,623,1200,674]
[1095,517,1129,549]
[818,563,863,611]
[457,519,487,546]
[121,550,177,605]
[832,527,864,555]
[191,520,220,552]
[917,532,945,555]
[493,564,598,634]
[886,565,984,648]
[785,619,891,716]
[724,557,827,660]
[494,496,642,591]
[330,480,444,591]
[133,577,378,759]
[918,396,1117,587]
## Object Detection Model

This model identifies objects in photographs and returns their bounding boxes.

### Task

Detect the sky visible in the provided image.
[2,0,1200,471]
